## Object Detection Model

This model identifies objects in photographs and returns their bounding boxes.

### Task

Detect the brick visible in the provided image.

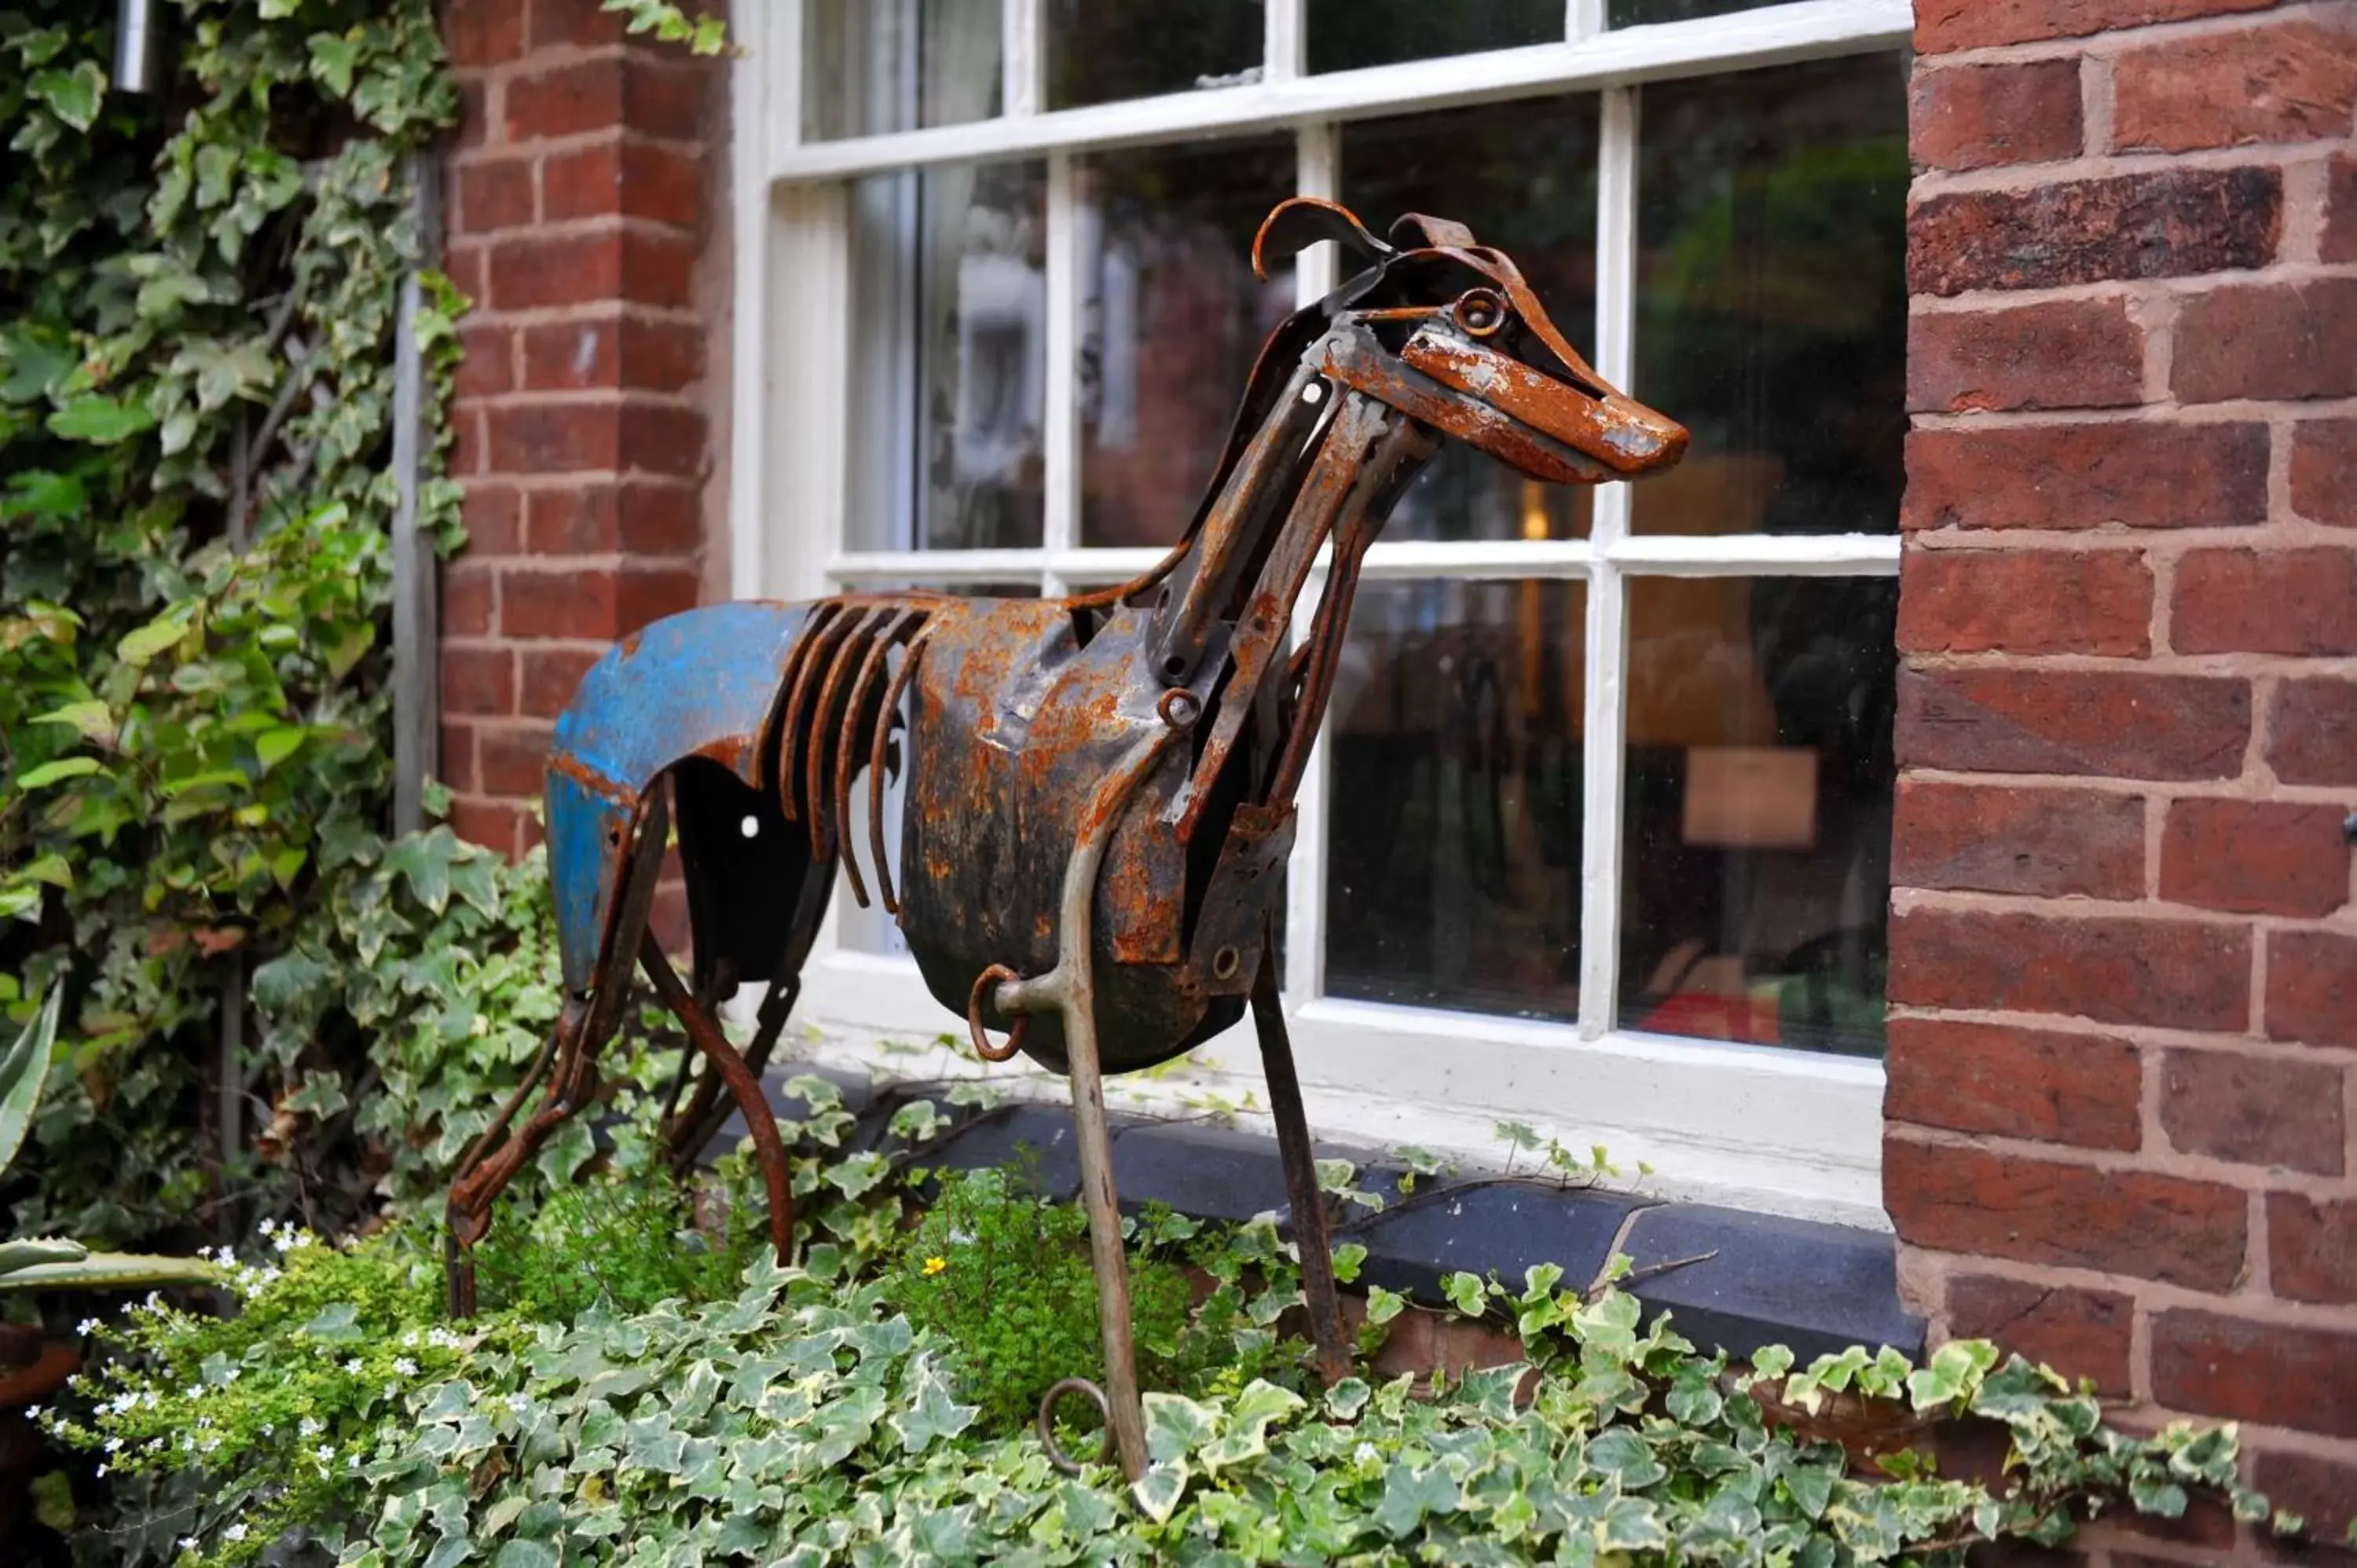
[437,722,477,795]
[615,566,700,632]
[454,157,534,234]
[505,58,706,144]
[1892,780,2146,899]
[2267,678,2357,786]
[2151,1310,2357,1437]
[1907,299,2140,413]
[2292,418,2357,527]
[521,647,604,720]
[2268,929,2357,1047]
[1884,1137,2248,1289]
[459,484,522,555]
[522,316,703,394]
[478,725,553,798]
[1943,1274,2133,1395]
[2173,548,2357,658]
[2252,1448,2357,1554]
[2161,798,2351,918]
[1904,421,2267,533]
[1897,668,2251,781]
[440,646,515,716]
[2329,152,2357,263]
[449,404,485,476]
[1913,0,2278,51]
[1890,906,2251,1030]
[1886,1017,2144,1149]
[489,229,697,312]
[1897,548,2151,657]
[2161,1049,2344,1174]
[2174,279,2357,405]
[454,80,489,150]
[1910,168,2282,296]
[525,482,704,555]
[443,562,495,637]
[501,568,618,640]
[2113,17,2357,155]
[1911,60,2082,173]
[454,323,512,401]
[542,141,703,229]
[2269,1193,2357,1305]
[528,0,631,49]
[485,401,705,478]
[443,0,524,68]
[443,241,487,308]
[449,795,528,860]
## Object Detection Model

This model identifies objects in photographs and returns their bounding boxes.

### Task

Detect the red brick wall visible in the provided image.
[1890,0,2357,1550]
[438,0,726,859]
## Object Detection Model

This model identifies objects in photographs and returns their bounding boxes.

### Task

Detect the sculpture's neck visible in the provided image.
[1149,356,1439,839]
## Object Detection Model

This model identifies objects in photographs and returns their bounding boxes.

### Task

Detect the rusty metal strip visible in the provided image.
[833,607,920,909]
[806,606,895,869]
[868,626,931,917]
[772,599,842,824]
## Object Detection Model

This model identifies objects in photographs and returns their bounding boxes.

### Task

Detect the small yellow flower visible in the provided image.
[922,1255,948,1277]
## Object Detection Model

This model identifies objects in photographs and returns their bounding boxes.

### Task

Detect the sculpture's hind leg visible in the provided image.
[445,786,670,1316]
[1252,935,1351,1386]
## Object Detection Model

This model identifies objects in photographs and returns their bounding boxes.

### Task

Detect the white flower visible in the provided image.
[506,1393,529,1412]
[1354,1442,1380,1465]
[273,1229,297,1253]
[300,1416,323,1438]
[349,1452,363,1470]
[392,1357,417,1376]
[94,1464,107,1478]
[383,1384,397,1400]
[343,1359,363,1374]
[24,1406,40,1420]
[185,1386,203,1401]
[225,1523,248,1542]
[76,1317,99,1336]
[258,1217,277,1235]
[104,1437,123,1453]
[401,1329,421,1349]
[317,1444,334,1463]
[201,1434,219,1452]
[178,1538,197,1553]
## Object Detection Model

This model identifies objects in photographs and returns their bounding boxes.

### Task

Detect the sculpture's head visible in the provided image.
[1252,196,1688,485]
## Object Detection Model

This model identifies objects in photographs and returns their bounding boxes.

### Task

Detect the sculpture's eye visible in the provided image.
[740,815,760,839]
[1452,287,1508,338]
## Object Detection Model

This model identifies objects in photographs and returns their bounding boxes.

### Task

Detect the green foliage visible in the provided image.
[1,0,461,1251]
[470,1168,757,1323]
[597,0,728,55]
[49,1165,2304,1565]
[880,1164,1195,1434]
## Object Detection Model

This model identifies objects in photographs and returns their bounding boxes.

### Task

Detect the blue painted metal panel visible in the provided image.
[544,601,811,991]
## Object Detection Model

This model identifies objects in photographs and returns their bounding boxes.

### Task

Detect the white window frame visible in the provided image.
[727,0,1914,1228]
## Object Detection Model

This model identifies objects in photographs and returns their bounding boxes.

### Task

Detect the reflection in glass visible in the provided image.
[805,0,1004,141]
[1047,0,1263,108]
[849,162,1048,552]
[1611,0,1787,25]
[1308,0,1561,75]
[1617,575,1897,1056]
[1630,54,1908,537]
[1326,580,1586,1019]
[1077,137,1296,548]
[1340,97,1600,543]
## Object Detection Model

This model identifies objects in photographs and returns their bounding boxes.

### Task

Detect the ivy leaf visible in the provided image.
[1442,1272,1489,1317]
[117,606,194,666]
[888,1365,977,1455]
[1364,1286,1406,1327]
[48,395,154,445]
[1142,1392,1215,1464]
[15,757,101,789]
[1374,1460,1458,1538]
[255,727,306,771]
[32,700,114,745]
[1325,1377,1371,1420]
[1130,1461,1187,1525]
[309,33,361,97]
[302,1302,363,1343]
[30,62,104,130]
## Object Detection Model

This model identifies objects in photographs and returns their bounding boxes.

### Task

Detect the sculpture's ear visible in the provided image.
[1388,212,1478,251]
[1252,196,1392,282]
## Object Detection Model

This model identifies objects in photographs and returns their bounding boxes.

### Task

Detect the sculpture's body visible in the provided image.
[445,200,1687,1476]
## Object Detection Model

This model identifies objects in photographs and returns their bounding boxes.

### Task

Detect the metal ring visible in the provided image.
[966,963,1028,1063]
[1452,287,1508,338]
[1036,1377,1116,1475]
[1157,687,1200,730]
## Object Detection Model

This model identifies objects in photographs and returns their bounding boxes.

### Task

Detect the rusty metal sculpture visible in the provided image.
[444,199,1687,1478]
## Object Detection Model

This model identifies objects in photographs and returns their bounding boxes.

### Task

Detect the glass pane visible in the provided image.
[1325,579,1587,1020]
[848,161,1048,552]
[1629,54,1908,536]
[1617,575,1897,1057]
[805,0,1003,141]
[1308,0,1561,75]
[1611,0,1788,25]
[1077,137,1296,549]
[1340,97,1600,543]
[1047,0,1263,109]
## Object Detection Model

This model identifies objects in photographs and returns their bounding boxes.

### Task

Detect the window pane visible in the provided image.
[1326,579,1586,1020]
[1078,137,1296,549]
[1629,54,1908,537]
[1308,0,1561,75]
[1047,0,1263,109]
[1611,0,1788,25]
[1617,575,1896,1057]
[1339,97,1600,543]
[848,161,1048,552]
[805,0,1003,141]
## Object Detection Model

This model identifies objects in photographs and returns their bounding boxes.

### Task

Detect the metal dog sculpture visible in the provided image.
[445,198,1687,1477]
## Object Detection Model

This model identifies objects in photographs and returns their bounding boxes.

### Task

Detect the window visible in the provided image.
[730,0,1914,1224]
